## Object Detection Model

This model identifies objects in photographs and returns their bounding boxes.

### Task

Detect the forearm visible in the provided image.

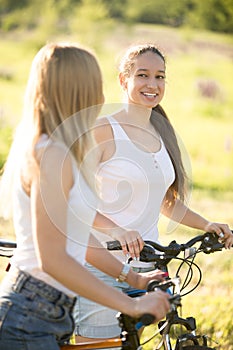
[42,249,136,316]
[92,212,144,259]
[162,199,210,231]
[86,234,139,288]
[93,211,124,237]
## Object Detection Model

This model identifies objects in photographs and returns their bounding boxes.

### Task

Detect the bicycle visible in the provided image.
[0,231,232,349]
[0,238,176,350]
[107,231,233,349]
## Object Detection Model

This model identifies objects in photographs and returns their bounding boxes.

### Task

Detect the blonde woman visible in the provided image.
[0,43,170,350]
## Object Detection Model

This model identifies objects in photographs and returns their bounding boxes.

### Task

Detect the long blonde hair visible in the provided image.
[0,42,104,218]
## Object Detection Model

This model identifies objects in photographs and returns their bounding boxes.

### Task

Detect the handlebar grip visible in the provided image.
[139,313,155,326]
[135,313,155,330]
[0,240,17,248]
[0,239,16,258]
[106,240,122,250]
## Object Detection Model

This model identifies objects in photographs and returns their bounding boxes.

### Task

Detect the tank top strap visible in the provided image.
[106,116,130,141]
[35,134,52,150]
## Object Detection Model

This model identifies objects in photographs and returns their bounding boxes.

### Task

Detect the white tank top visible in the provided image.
[93,116,175,262]
[11,134,97,296]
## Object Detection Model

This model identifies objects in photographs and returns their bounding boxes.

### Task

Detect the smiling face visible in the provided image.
[120,51,166,109]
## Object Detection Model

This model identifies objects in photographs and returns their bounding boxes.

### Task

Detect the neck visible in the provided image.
[122,103,152,128]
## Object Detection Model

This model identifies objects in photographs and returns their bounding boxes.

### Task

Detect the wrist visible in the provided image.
[110,226,128,240]
[203,221,212,231]
[126,268,140,288]
[116,263,131,283]
[131,297,141,318]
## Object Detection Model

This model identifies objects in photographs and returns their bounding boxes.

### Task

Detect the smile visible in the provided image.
[141,92,158,97]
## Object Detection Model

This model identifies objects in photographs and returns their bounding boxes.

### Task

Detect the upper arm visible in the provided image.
[94,117,115,163]
[30,144,74,267]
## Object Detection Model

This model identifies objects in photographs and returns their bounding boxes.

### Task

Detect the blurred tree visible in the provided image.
[102,0,125,19]
[0,0,29,13]
[69,0,112,50]
[125,0,191,26]
[187,0,233,33]
[0,0,232,33]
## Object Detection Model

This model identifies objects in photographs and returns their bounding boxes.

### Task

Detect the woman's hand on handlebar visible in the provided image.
[134,269,167,290]
[93,212,144,259]
[204,222,233,249]
[133,289,170,322]
[111,228,144,260]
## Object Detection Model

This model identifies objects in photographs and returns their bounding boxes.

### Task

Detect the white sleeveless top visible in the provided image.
[93,116,175,262]
[11,134,97,297]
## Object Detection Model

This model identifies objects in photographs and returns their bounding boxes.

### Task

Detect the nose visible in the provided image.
[146,78,158,89]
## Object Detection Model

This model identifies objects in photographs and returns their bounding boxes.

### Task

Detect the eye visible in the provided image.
[156,75,165,80]
[137,73,148,78]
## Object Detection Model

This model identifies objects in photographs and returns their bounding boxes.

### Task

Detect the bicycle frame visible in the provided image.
[60,338,122,349]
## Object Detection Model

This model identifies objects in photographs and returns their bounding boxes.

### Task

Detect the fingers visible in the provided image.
[136,270,167,289]
[142,270,167,281]
[215,225,233,249]
[137,290,170,322]
[219,228,233,249]
[205,222,233,249]
[152,291,170,321]
[119,231,144,260]
[120,239,140,260]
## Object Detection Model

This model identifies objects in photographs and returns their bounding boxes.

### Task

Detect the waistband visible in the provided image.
[9,268,76,310]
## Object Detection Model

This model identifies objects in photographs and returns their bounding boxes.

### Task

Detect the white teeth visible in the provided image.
[143,92,157,97]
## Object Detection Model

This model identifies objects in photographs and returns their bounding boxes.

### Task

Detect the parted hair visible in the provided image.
[118,43,188,204]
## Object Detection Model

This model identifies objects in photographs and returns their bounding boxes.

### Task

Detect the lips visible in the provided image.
[141,92,158,98]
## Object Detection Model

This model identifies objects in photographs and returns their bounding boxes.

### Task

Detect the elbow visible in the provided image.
[37,254,55,275]
[38,258,51,274]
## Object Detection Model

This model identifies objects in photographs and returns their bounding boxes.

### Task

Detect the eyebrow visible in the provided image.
[136,68,165,73]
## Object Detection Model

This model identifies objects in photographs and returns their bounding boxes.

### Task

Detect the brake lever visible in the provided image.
[200,233,224,254]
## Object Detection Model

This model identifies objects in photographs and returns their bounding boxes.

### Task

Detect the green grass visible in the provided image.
[0,21,229,193]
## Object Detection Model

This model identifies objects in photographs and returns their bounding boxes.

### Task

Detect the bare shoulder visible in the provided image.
[94,116,113,144]
[35,142,74,191]
[36,142,71,167]
[94,116,116,162]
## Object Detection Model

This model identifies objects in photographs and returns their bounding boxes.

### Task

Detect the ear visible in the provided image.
[119,72,128,90]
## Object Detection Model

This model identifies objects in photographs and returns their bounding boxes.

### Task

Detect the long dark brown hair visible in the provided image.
[151,104,188,205]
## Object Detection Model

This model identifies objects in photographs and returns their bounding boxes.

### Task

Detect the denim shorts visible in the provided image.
[0,268,76,350]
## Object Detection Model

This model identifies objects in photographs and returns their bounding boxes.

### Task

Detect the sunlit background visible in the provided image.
[0,1,233,348]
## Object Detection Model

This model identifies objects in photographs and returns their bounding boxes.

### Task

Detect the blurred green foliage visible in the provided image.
[0,0,233,33]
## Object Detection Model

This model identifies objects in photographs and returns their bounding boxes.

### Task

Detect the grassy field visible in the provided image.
[0,24,233,189]
[0,23,233,348]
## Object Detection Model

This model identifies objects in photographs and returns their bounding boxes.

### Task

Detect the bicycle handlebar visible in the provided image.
[107,231,232,261]
[0,239,17,258]
[0,239,17,249]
